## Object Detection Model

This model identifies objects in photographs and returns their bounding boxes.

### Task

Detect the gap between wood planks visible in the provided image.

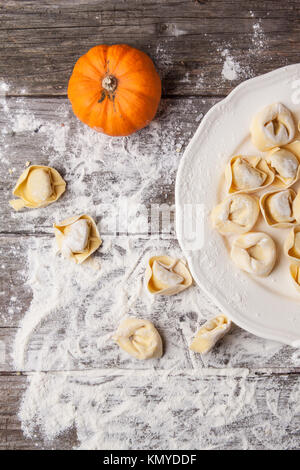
[3,93,228,99]
[1,368,300,377]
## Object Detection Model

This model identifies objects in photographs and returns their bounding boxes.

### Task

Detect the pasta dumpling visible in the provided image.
[231,232,276,277]
[260,189,299,228]
[189,315,231,354]
[54,214,101,264]
[9,165,66,211]
[250,103,295,151]
[211,194,260,235]
[266,147,300,188]
[289,264,300,292]
[225,155,274,193]
[145,256,192,295]
[113,317,163,360]
[284,226,300,264]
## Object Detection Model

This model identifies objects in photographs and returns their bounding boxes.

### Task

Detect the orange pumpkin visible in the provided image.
[68,44,161,137]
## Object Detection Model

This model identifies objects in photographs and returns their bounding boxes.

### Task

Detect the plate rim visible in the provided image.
[175,63,300,347]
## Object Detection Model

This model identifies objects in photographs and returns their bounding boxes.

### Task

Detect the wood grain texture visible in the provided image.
[1,1,300,97]
[1,371,300,450]
[1,235,300,371]
[0,373,78,449]
[0,96,217,235]
[1,0,300,450]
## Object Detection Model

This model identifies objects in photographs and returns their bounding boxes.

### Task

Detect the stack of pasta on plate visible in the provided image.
[212,103,300,291]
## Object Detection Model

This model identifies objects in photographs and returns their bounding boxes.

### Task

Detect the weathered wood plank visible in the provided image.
[1,235,300,370]
[1,95,300,371]
[0,371,300,449]
[0,374,76,449]
[1,1,300,96]
[0,96,216,234]
[2,324,300,371]
[1,0,300,451]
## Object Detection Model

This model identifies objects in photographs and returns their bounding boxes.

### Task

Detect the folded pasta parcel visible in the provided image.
[250,103,295,151]
[225,155,274,194]
[54,214,101,264]
[9,165,66,210]
[284,226,300,265]
[145,255,193,295]
[266,143,300,189]
[113,317,163,360]
[189,315,231,354]
[211,194,260,235]
[231,232,276,277]
[289,264,300,292]
[260,188,300,228]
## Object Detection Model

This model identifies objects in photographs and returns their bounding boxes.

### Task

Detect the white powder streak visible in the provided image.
[18,368,300,450]
[1,89,297,449]
[0,81,10,95]
[221,49,241,81]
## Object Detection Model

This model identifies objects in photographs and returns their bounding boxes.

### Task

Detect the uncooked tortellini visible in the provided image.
[211,194,259,235]
[54,214,102,264]
[284,226,300,264]
[289,264,300,292]
[225,155,274,193]
[113,317,163,360]
[145,256,192,295]
[9,165,66,210]
[266,146,300,189]
[231,232,276,277]
[260,189,300,228]
[250,103,295,151]
[189,315,231,354]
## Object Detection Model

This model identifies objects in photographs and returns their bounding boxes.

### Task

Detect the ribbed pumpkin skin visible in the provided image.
[68,44,162,136]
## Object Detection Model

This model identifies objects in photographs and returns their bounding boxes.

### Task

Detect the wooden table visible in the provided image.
[1,0,300,450]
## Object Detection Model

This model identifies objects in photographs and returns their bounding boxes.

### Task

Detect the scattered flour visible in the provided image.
[220,15,268,82]
[249,11,267,51]
[1,97,186,236]
[221,49,242,81]
[182,71,204,90]
[219,48,253,82]
[0,81,10,95]
[252,21,266,51]
[155,41,173,79]
[195,113,204,123]
[18,368,300,450]
[0,81,298,449]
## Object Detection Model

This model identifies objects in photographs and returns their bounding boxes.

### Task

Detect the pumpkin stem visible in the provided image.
[102,75,118,93]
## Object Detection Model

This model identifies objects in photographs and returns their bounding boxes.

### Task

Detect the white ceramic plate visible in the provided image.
[176,64,300,347]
